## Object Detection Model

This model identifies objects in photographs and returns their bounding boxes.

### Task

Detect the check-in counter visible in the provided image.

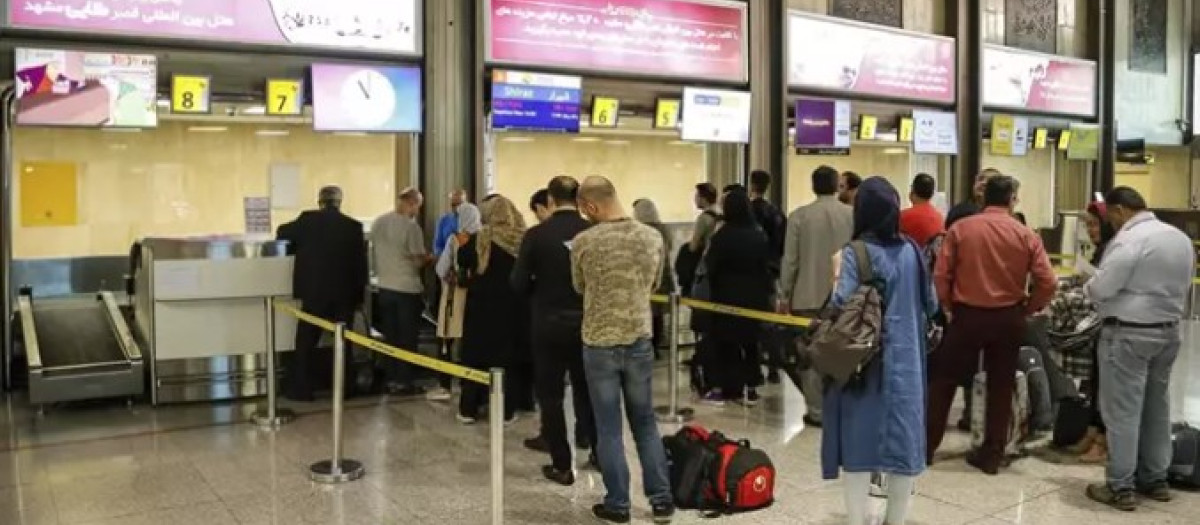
[133,237,297,404]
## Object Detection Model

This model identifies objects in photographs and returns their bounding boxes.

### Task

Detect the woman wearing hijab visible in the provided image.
[632,199,676,352]
[701,189,772,406]
[435,203,482,281]
[428,203,482,402]
[455,195,527,424]
[824,177,936,525]
[1069,201,1118,462]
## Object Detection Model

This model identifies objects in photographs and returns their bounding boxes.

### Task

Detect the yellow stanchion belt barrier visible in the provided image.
[272,299,492,386]
[680,297,812,328]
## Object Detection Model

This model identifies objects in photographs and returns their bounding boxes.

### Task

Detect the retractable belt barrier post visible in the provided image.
[252,296,296,428]
[271,300,503,519]
[655,293,693,423]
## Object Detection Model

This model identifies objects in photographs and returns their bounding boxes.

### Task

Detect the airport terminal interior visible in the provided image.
[2,0,1200,524]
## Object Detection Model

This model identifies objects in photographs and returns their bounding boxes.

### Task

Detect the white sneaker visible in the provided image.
[869,472,887,498]
[425,386,452,402]
[456,413,477,425]
[505,413,519,426]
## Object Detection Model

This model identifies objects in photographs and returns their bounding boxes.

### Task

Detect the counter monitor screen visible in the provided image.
[14,48,158,128]
[680,87,751,144]
[490,70,582,133]
[311,63,423,133]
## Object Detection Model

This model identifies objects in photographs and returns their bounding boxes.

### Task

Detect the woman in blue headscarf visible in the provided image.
[822,177,937,525]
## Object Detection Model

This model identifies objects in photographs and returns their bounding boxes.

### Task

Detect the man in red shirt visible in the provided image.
[899,173,944,247]
[927,175,1057,475]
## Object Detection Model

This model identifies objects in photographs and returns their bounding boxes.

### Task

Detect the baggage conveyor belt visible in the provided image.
[17,290,145,407]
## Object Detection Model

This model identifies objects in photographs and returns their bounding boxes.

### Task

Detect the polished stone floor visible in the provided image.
[0,324,1198,525]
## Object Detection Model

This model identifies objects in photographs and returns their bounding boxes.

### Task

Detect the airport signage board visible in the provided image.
[788,11,956,105]
[911,109,958,155]
[311,64,423,133]
[983,45,1096,117]
[14,47,157,128]
[6,0,422,56]
[490,70,582,133]
[794,98,851,155]
[485,0,747,83]
[680,86,751,144]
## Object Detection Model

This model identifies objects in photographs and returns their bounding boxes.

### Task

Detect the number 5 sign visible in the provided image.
[171,75,211,114]
[267,79,304,116]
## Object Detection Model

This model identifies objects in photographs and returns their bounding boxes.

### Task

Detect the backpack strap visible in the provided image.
[850,240,874,283]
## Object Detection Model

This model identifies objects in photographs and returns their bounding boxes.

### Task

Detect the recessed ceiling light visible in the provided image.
[187,126,228,133]
[604,140,630,146]
[256,129,290,137]
[668,140,691,146]
[882,147,908,155]
[501,136,535,143]
[572,136,601,142]
[242,105,266,115]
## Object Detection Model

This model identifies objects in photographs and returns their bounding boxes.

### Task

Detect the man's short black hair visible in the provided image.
[530,188,549,212]
[911,173,936,201]
[1105,186,1148,212]
[842,171,862,189]
[722,183,745,195]
[983,175,1020,208]
[812,165,839,196]
[749,170,771,193]
[696,183,718,204]
[547,175,579,206]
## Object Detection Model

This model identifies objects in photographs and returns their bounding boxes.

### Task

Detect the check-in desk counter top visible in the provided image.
[135,238,296,404]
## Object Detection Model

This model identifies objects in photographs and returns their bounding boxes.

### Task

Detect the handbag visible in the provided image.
[803,241,883,386]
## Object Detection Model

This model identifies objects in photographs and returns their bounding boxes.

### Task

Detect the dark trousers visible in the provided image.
[459,358,518,420]
[927,304,1026,467]
[715,334,761,399]
[288,299,355,400]
[533,320,596,470]
[377,289,423,386]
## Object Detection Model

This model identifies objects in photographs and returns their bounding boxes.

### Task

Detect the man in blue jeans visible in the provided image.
[571,176,674,524]
[1083,187,1194,511]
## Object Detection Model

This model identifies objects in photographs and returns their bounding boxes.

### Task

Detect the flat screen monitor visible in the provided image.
[311,63,423,133]
[14,48,158,128]
[680,87,751,144]
[490,70,581,133]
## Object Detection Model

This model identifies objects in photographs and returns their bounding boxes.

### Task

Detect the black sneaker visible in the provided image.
[541,465,575,486]
[1136,483,1172,502]
[585,452,601,472]
[956,418,971,432]
[591,504,630,523]
[1086,483,1137,511]
[766,370,781,384]
[651,503,675,523]
[524,436,549,453]
[575,436,592,450]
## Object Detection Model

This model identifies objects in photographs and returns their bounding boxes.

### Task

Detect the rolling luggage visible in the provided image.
[1169,423,1200,488]
[1018,346,1054,432]
[970,365,1030,457]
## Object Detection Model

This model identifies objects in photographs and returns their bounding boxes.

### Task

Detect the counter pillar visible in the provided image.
[949,0,983,203]
[423,0,476,229]
[748,0,787,205]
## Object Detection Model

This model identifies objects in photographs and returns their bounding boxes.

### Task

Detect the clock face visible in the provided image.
[341,69,395,129]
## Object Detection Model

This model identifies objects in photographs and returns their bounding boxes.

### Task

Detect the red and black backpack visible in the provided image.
[662,425,775,513]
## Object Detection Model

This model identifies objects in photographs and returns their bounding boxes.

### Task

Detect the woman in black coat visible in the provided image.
[702,189,773,406]
[455,195,527,424]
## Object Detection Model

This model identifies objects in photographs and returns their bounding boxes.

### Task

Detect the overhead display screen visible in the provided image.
[14,48,158,128]
[311,63,422,133]
[491,70,581,133]
[680,87,751,144]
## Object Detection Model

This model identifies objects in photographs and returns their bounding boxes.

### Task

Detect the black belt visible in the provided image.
[1102,318,1178,329]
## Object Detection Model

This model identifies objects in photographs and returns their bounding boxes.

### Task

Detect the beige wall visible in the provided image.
[12,121,404,258]
[1116,146,1192,209]
[491,132,707,224]
[981,142,1056,229]
[786,145,911,211]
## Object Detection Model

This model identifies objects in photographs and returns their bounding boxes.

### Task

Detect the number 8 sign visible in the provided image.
[171,75,211,114]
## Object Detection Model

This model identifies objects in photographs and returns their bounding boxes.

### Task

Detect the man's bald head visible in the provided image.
[578,176,623,222]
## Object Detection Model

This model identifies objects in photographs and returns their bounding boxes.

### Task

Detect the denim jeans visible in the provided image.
[1097,324,1180,492]
[583,338,672,511]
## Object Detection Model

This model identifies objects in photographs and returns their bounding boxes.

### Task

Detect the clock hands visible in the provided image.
[358,77,371,99]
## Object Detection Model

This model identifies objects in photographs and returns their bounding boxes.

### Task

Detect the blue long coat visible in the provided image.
[821,241,937,479]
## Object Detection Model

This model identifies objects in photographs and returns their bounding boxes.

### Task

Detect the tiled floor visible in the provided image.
[0,324,1198,524]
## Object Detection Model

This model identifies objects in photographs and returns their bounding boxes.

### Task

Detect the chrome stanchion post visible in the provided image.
[253,297,295,428]
[489,368,505,525]
[309,323,364,483]
[656,293,693,423]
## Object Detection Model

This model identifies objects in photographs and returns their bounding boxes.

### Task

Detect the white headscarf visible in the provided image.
[436,202,484,280]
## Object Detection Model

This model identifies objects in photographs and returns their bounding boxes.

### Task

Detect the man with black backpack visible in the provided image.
[748,170,786,383]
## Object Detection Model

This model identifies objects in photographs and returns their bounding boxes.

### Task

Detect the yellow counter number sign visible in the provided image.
[858,115,878,141]
[591,96,620,128]
[898,117,914,142]
[266,78,303,116]
[171,75,211,114]
[655,99,681,129]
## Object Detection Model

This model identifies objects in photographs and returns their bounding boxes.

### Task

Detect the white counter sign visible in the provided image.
[680,87,751,144]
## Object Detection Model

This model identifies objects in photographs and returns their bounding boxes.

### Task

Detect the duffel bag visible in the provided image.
[664,425,775,513]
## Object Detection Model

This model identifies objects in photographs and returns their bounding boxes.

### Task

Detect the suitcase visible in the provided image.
[1018,346,1054,432]
[970,367,1030,457]
[1169,423,1200,488]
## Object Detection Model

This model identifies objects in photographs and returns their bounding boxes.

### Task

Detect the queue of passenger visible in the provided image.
[276,165,1194,523]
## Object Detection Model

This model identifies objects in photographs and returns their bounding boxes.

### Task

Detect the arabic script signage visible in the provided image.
[485,0,747,83]
[6,0,421,55]
[983,45,1096,117]
[788,11,956,105]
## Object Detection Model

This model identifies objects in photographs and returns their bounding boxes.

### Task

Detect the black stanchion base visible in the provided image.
[309,459,365,484]
[654,406,695,424]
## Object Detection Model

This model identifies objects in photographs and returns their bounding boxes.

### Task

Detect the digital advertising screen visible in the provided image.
[490,70,582,133]
[680,87,751,144]
[311,63,423,133]
[14,48,158,128]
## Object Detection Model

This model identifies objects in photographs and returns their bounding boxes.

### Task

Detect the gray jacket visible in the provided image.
[781,195,854,311]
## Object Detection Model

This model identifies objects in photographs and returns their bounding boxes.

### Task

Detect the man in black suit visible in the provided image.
[277,186,368,401]
[511,176,597,485]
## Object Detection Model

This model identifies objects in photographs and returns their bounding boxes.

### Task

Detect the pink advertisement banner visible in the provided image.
[7,0,420,55]
[485,0,747,83]
[788,11,956,105]
[983,45,1096,117]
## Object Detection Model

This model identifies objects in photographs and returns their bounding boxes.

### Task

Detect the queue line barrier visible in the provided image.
[259,299,505,525]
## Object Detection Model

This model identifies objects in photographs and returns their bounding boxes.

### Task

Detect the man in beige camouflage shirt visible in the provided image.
[571,176,674,524]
